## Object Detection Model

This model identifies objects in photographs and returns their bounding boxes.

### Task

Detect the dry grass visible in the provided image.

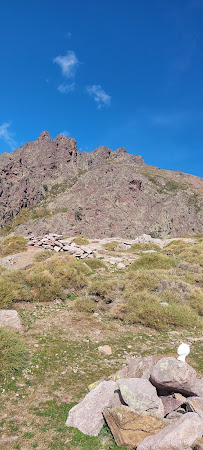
[0,235,27,256]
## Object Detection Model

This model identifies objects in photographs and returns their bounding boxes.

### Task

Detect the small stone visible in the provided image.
[98,345,112,355]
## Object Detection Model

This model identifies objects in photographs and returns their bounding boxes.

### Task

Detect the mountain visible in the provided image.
[0,131,203,238]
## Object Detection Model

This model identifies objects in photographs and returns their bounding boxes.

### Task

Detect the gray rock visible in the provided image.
[150,357,198,396]
[66,380,117,436]
[0,310,22,331]
[109,356,158,381]
[137,412,203,450]
[54,246,61,252]
[117,378,164,416]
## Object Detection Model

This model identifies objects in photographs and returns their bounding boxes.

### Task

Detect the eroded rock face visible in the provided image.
[66,380,117,436]
[150,357,198,396]
[117,378,164,416]
[103,406,165,449]
[0,131,203,238]
[136,413,203,450]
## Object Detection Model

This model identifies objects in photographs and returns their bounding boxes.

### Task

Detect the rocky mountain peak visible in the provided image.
[0,131,202,238]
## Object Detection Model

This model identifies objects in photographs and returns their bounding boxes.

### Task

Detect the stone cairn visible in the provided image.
[27,234,94,259]
[66,345,203,449]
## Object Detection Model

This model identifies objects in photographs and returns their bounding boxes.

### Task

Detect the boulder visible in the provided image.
[0,310,22,331]
[150,357,198,396]
[117,378,164,416]
[66,380,117,436]
[109,356,158,381]
[137,412,203,450]
[103,405,165,449]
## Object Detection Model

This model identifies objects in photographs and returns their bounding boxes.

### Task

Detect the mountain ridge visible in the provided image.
[0,131,203,238]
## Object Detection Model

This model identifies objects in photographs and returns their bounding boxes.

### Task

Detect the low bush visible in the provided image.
[109,290,201,331]
[124,271,159,292]
[89,279,119,304]
[74,296,97,313]
[33,250,52,262]
[102,241,120,251]
[72,237,89,245]
[24,269,64,302]
[189,291,203,316]
[85,258,107,270]
[0,271,31,308]
[130,253,176,270]
[0,328,28,381]
[0,235,27,256]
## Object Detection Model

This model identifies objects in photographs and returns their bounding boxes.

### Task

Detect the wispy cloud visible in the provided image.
[65,31,72,39]
[53,50,79,78]
[0,122,17,150]
[149,112,187,126]
[59,130,70,137]
[86,84,111,109]
[57,82,75,94]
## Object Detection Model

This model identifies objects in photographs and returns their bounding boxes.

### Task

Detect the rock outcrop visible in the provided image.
[0,131,203,238]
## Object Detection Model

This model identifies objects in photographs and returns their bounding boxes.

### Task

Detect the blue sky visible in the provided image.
[0,0,203,176]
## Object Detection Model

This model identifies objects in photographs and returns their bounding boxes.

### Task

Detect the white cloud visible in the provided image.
[86,84,111,109]
[59,130,70,137]
[65,32,72,39]
[53,50,79,78]
[57,82,75,94]
[0,122,17,150]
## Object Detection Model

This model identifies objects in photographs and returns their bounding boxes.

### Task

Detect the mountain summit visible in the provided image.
[0,132,203,238]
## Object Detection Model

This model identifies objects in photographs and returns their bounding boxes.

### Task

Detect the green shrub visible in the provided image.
[33,250,52,262]
[85,258,107,270]
[89,279,118,303]
[110,290,201,330]
[0,235,27,256]
[72,237,89,245]
[74,296,97,313]
[130,253,176,270]
[0,328,28,380]
[52,263,88,291]
[102,241,120,251]
[0,271,31,308]
[124,271,159,291]
[25,269,64,302]
[189,292,203,316]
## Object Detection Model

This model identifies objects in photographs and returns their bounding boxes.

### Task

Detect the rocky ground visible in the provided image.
[0,232,203,449]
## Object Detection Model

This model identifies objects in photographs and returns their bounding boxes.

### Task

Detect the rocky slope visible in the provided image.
[0,131,203,238]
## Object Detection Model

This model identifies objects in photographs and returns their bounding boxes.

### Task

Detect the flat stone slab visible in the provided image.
[0,310,22,331]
